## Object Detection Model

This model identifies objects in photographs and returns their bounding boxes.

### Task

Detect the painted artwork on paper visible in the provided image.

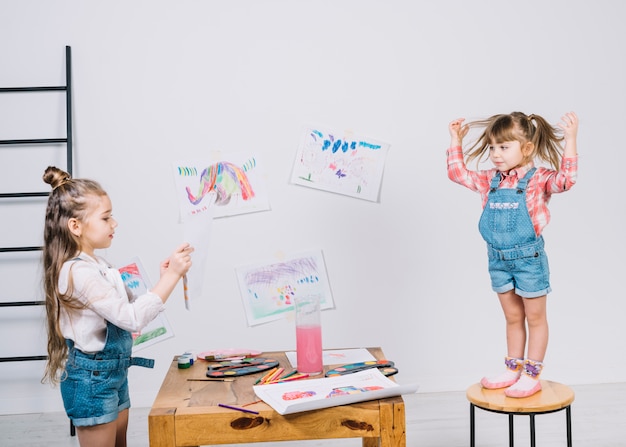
[173,153,270,220]
[119,257,174,352]
[290,126,390,202]
[235,250,334,326]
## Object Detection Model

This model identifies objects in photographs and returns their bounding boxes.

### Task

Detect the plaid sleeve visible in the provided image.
[446,146,491,194]
[543,156,578,193]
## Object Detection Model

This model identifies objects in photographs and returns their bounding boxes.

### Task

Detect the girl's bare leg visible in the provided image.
[522,295,548,362]
[497,290,527,358]
[75,409,128,447]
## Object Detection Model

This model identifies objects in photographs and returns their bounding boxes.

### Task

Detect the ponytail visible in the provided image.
[527,114,563,170]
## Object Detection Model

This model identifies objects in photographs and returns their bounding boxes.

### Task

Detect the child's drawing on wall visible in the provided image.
[173,153,270,220]
[235,250,334,326]
[291,126,390,202]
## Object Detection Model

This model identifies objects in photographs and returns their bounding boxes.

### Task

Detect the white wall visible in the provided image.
[1,0,624,415]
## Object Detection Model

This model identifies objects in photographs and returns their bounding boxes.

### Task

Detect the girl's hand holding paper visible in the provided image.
[158,243,194,309]
[160,243,194,277]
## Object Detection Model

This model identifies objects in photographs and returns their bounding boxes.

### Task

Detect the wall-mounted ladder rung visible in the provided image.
[0,301,45,307]
[0,356,47,363]
[0,246,43,252]
[0,138,67,145]
[0,192,48,199]
[0,86,66,93]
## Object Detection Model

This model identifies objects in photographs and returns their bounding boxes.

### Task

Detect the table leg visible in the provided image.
[529,414,536,447]
[376,397,406,447]
[509,414,514,447]
[148,408,176,447]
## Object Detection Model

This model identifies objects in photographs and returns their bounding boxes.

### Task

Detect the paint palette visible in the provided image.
[206,357,279,378]
[325,359,398,377]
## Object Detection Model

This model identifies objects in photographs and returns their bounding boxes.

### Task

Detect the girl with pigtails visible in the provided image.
[447,111,578,397]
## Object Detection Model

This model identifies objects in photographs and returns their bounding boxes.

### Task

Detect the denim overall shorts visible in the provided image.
[61,321,154,426]
[478,168,551,298]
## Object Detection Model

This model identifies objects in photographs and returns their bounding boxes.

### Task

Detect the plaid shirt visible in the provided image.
[446,146,578,236]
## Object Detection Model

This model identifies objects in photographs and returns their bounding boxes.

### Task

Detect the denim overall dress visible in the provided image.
[60,261,155,427]
[478,168,551,298]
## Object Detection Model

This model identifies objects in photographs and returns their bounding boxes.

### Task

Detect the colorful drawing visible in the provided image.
[235,250,334,326]
[186,162,254,206]
[291,126,390,202]
[326,386,384,398]
[173,153,270,220]
[119,257,174,352]
[282,390,316,401]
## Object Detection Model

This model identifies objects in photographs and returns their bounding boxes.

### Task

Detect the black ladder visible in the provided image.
[0,45,74,435]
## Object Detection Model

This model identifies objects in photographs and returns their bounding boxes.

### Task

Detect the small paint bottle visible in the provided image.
[177,355,191,369]
[183,351,195,366]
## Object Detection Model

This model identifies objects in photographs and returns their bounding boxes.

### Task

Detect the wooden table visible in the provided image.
[466,380,574,447]
[149,347,406,447]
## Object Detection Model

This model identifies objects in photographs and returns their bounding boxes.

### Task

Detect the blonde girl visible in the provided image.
[41,166,193,446]
[447,112,578,398]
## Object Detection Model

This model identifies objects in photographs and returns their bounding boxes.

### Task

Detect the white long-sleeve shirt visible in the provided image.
[59,253,164,353]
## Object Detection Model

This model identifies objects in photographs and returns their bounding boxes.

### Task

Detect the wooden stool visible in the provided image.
[466,380,574,447]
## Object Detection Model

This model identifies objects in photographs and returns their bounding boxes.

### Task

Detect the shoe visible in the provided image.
[504,359,543,398]
[481,374,521,389]
[505,376,542,398]
[480,356,523,389]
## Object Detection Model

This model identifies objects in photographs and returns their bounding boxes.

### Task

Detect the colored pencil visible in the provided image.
[241,399,263,407]
[278,369,298,380]
[264,367,284,383]
[183,274,190,310]
[254,367,277,385]
[218,403,259,415]
[278,373,309,382]
[266,373,309,384]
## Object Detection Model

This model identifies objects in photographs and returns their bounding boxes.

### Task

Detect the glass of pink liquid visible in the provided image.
[294,294,323,375]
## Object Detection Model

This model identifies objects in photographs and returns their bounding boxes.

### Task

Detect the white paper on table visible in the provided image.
[254,368,418,415]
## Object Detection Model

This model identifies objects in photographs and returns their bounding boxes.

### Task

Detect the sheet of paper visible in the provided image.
[119,257,175,352]
[173,155,270,219]
[290,126,390,202]
[235,249,334,326]
[285,348,376,368]
[254,368,418,415]
[181,207,214,309]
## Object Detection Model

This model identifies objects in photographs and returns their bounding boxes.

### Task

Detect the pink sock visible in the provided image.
[481,356,523,389]
[505,359,543,398]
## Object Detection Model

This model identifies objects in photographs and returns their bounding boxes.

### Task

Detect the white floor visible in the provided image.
[1,382,625,446]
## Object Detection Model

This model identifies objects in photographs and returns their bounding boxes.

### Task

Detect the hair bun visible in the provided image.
[43,166,71,190]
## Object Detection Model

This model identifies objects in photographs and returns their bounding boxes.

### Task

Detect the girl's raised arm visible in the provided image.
[449,118,469,147]
[557,112,578,158]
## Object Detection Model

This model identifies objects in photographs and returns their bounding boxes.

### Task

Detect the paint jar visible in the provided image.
[177,355,191,369]
[294,294,323,375]
[183,351,195,366]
